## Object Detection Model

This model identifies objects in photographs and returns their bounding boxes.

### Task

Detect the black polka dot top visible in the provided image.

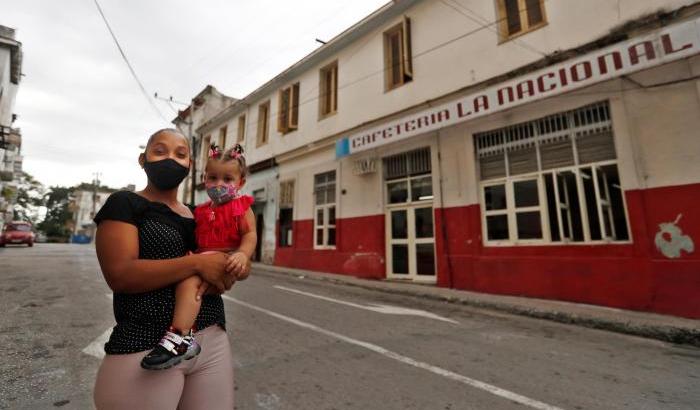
[94,191,225,355]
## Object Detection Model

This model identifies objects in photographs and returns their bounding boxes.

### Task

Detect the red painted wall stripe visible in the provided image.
[274,182,700,319]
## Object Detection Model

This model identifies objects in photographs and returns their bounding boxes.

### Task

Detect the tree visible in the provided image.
[37,186,73,241]
[12,172,45,224]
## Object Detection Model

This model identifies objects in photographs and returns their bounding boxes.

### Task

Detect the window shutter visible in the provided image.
[540,137,574,170]
[402,17,413,78]
[332,64,338,112]
[290,83,300,129]
[238,115,246,142]
[479,152,506,180]
[525,0,544,26]
[576,131,616,164]
[278,88,289,133]
[508,145,538,176]
[280,181,294,209]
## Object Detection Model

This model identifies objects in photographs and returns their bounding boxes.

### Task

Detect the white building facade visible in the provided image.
[184,0,700,319]
[0,25,22,226]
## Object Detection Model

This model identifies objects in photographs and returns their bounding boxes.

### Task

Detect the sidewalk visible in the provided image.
[252,263,700,347]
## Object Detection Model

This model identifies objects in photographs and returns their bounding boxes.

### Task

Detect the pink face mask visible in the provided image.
[205,183,241,205]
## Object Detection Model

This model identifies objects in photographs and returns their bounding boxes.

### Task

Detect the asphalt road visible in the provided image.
[0,244,698,409]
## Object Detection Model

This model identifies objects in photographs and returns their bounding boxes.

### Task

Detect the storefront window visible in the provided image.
[475,102,630,245]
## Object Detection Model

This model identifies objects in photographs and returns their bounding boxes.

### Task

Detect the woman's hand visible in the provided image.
[226,252,251,280]
[194,252,229,292]
[195,274,237,300]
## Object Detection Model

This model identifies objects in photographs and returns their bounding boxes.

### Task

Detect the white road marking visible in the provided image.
[254,393,281,410]
[81,294,115,359]
[223,295,564,410]
[82,328,112,359]
[274,285,458,324]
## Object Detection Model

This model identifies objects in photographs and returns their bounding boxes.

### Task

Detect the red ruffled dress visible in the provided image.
[194,195,255,252]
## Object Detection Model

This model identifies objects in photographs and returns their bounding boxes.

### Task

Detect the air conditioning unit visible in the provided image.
[353,157,377,176]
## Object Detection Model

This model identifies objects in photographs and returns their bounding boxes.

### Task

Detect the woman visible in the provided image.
[93,128,248,409]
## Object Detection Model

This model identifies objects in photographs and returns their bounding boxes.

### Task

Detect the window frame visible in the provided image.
[480,160,631,247]
[256,101,270,147]
[383,16,413,91]
[385,173,434,208]
[496,0,547,42]
[278,82,300,134]
[313,170,337,250]
[319,61,338,119]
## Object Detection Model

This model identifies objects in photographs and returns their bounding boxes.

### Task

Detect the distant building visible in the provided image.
[0,24,22,227]
[172,85,237,206]
[180,0,700,319]
[69,183,130,243]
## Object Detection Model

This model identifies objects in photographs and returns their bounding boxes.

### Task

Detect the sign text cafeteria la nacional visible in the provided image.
[336,17,700,157]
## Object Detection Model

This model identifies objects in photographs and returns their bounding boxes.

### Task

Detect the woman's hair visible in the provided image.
[146,128,188,150]
[206,143,248,179]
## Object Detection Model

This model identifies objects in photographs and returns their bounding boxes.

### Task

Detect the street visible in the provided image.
[1,244,699,410]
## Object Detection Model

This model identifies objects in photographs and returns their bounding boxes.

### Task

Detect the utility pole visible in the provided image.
[154,91,195,204]
[91,172,101,242]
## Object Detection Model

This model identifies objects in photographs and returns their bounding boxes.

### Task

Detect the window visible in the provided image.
[279,180,295,247]
[313,171,336,248]
[384,17,413,91]
[319,61,338,118]
[257,101,270,147]
[237,115,246,143]
[278,83,300,134]
[383,147,433,204]
[475,102,630,245]
[497,0,546,40]
[219,125,227,149]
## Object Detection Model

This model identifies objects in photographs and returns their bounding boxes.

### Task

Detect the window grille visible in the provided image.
[383,147,431,180]
[475,101,614,181]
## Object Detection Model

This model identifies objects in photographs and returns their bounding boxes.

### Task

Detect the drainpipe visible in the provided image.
[436,130,455,288]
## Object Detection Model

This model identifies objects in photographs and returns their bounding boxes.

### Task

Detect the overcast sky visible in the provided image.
[3,0,388,190]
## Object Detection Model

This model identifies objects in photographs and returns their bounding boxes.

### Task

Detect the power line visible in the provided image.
[236,2,552,136]
[92,0,169,123]
[439,0,548,57]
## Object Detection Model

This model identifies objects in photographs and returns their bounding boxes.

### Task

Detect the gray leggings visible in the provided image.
[94,325,234,410]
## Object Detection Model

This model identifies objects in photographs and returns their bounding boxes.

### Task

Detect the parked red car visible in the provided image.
[0,221,35,247]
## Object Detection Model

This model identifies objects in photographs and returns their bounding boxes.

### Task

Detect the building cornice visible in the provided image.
[272,3,700,163]
[194,0,426,133]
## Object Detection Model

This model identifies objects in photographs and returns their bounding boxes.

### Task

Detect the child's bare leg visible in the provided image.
[172,275,203,334]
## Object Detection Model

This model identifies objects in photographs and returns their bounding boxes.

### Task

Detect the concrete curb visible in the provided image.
[252,263,700,347]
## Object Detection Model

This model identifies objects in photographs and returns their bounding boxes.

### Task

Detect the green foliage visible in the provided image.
[37,185,73,239]
[12,172,45,223]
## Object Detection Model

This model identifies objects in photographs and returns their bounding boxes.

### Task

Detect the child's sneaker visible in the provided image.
[140,329,201,370]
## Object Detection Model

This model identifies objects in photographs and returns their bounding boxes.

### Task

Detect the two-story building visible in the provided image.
[182,0,700,319]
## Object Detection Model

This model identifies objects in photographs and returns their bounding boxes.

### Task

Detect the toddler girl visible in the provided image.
[141,143,256,370]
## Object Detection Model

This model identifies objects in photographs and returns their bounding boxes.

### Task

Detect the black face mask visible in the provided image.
[143,158,189,191]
